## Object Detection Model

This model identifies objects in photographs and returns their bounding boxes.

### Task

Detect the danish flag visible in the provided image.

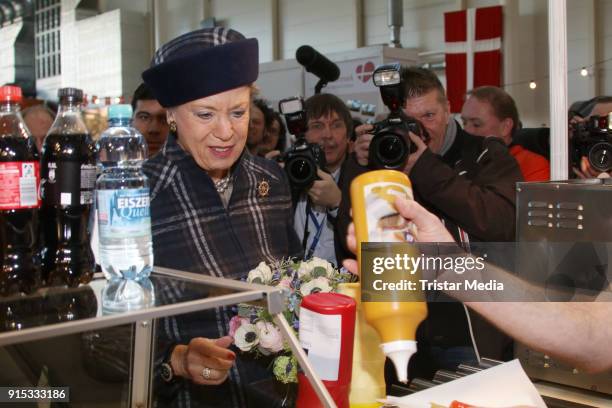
[444,5,503,113]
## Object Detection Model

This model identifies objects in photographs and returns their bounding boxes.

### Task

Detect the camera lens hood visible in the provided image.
[369,128,409,170]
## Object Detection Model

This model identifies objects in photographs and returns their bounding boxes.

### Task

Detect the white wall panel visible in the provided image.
[566,0,596,105]
[596,0,612,96]
[211,0,275,62]
[0,23,21,86]
[120,10,150,96]
[100,0,148,14]
[502,0,548,127]
[155,0,204,45]
[26,0,612,126]
[75,9,123,97]
[400,1,456,51]
[280,0,356,59]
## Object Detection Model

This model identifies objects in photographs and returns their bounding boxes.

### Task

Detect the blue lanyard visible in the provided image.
[306,209,326,259]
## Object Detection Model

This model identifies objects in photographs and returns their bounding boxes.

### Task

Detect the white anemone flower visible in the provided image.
[247,261,273,284]
[300,276,332,296]
[234,323,259,352]
[307,257,335,278]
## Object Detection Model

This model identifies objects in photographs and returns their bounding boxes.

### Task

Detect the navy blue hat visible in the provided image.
[142,27,259,108]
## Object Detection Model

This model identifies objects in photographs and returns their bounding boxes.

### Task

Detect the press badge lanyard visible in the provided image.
[306,208,326,259]
[301,169,339,259]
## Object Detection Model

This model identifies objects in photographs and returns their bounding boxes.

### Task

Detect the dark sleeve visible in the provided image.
[287,207,303,259]
[151,279,195,401]
[410,138,522,242]
[278,166,304,259]
[152,343,182,401]
[334,154,369,262]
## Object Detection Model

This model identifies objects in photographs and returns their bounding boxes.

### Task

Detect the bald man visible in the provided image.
[461,86,549,182]
[22,104,55,153]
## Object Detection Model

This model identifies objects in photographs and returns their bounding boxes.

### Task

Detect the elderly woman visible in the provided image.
[142,28,301,407]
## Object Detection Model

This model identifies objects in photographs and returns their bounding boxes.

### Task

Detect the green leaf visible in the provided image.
[273,355,298,384]
[237,304,254,318]
[259,309,273,322]
[312,267,327,278]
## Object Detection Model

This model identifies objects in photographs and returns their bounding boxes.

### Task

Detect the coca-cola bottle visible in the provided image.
[0,85,41,296]
[40,88,96,287]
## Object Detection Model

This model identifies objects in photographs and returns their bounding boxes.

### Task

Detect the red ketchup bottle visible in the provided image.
[297,292,356,408]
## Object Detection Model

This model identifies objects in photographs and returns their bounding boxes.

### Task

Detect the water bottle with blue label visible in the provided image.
[96,104,153,282]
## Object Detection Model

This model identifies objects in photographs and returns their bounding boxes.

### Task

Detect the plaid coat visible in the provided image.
[144,133,302,408]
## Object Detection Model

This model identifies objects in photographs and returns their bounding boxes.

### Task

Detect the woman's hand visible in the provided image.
[171,336,235,385]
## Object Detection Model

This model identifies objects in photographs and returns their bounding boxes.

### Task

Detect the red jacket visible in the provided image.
[509,144,550,182]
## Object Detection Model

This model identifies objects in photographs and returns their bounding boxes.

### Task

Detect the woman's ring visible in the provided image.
[202,367,212,380]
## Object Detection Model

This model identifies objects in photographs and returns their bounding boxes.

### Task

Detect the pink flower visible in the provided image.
[256,321,284,353]
[229,316,249,338]
[277,278,293,290]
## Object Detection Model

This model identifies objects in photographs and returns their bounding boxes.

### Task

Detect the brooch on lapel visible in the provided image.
[257,180,270,197]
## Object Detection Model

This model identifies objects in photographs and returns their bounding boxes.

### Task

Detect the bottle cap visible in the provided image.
[380,340,417,384]
[0,85,22,103]
[108,104,133,120]
[58,87,83,102]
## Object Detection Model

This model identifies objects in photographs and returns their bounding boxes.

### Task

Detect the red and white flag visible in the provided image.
[444,5,503,113]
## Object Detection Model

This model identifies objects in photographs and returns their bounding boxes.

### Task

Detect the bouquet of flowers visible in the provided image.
[229,257,354,383]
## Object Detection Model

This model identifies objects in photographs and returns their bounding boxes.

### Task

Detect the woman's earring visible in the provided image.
[169,121,177,133]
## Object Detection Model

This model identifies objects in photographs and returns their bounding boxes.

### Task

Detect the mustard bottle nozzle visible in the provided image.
[380,340,417,383]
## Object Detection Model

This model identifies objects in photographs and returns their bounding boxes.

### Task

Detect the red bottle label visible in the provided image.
[0,161,41,209]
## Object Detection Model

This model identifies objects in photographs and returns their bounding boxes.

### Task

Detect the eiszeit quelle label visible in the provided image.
[97,188,151,239]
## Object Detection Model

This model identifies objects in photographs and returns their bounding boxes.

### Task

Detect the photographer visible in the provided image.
[247,98,273,155]
[570,96,612,179]
[339,66,523,379]
[344,67,522,247]
[259,111,287,158]
[292,93,353,266]
[461,86,549,182]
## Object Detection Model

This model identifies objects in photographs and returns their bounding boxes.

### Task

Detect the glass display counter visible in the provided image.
[0,267,335,407]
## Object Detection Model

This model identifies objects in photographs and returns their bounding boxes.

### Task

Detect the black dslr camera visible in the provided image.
[571,114,612,172]
[277,97,326,191]
[368,63,429,169]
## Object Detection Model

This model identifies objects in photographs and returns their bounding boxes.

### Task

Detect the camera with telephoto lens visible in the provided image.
[368,63,429,170]
[571,113,612,173]
[277,97,327,191]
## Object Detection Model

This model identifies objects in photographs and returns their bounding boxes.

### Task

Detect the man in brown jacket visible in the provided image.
[336,67,523,383]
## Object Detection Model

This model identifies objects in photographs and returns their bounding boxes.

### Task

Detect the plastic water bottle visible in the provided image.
[96,104,153,282]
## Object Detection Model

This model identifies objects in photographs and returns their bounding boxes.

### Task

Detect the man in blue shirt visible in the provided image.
[294,93,353,266]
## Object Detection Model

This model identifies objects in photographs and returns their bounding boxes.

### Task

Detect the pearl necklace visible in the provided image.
[214,174,231,193]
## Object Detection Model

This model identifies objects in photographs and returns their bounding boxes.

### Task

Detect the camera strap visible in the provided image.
[302,198,327,260]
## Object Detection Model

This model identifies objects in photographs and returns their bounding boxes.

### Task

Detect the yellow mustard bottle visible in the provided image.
[337,283,385,408]
[350,170,428,384]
